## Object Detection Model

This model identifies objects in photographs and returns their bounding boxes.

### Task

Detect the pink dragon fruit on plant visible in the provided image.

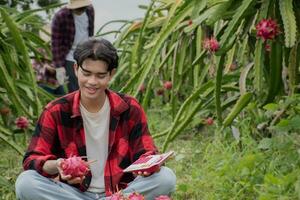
[163,81,173,90]
[205,117,214,125]
[60,156,89,178]
[256,18,280,41]
[203,37,220,53]
[15,116,29,129]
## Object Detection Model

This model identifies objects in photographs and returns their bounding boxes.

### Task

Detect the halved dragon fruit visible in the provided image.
[60,156,89,178]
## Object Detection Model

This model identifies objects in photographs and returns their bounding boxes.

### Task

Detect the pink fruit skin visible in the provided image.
[128,192,145,200]
[60,156,89,178]
[163,81,173,90]
[109,193,125,200]
[155,195,172,200]
[15,116,29,129]
[206,117,214,125]
[203,37,220,53]
[256,19,280,41]
[130,164,160,174]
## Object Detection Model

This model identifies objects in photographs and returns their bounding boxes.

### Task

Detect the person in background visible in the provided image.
[15,38,176,200]
[32,48,65,96]
[51,0,94,93]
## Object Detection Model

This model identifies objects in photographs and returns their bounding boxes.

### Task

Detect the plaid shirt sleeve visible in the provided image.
[23,108,58,177]
[51,11,66,68]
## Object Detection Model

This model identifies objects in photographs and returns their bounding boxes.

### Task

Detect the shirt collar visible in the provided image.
[71,89,129,118]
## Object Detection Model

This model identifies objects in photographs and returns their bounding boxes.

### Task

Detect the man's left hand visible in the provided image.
[133,167,160,177]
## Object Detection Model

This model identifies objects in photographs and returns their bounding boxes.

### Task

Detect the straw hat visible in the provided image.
[67,0,92,9]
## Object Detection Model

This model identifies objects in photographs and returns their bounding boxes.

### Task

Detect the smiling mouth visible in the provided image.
[86,87,98,93]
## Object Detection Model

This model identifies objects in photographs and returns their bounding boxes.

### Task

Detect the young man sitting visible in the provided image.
[15,38,176,200]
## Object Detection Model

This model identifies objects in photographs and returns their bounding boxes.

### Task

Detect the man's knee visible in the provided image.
[15,170,42,198]
[16,170,37,190]
[155,167,176,193]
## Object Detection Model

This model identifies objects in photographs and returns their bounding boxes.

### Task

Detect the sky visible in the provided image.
[61,0,151,41]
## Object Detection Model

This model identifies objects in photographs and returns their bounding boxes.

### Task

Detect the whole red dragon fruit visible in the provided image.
[203,37,220,53]
[256,18,280,41]
[60,156,89,178]
[155,195,172,200]
[128,192,144,200]
[205,117,214,125]
[15,116,29,129]
[163,81,172,90]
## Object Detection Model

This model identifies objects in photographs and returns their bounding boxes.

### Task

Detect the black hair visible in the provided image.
[74,38,119,71]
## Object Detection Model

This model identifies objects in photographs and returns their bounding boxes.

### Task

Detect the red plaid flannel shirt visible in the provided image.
[22,90,158,195]
[51,6,94,68]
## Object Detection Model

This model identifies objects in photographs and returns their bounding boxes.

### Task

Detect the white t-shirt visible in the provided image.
[66,12,89,62]
[80,96,110,193]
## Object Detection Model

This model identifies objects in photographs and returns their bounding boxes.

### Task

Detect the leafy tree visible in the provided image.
[0,0,60,10]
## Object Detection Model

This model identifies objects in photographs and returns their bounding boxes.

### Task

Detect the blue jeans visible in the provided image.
[15,167,176,200]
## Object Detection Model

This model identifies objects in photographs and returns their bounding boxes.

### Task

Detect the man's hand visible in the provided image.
[132,166,161,177]
[133,171,151,177]
[55,67,66,85]
[45,63,56,74]
[56,158,85,185]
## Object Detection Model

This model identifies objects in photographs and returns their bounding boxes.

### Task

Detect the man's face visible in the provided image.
[75,58,114,101]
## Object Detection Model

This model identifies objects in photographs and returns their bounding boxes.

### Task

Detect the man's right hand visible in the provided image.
[56,158,85,185]
[55,67,66,85]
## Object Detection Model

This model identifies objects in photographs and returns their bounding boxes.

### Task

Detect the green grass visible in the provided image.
[1,108,300,199]
[0,143,22,200]
[156,132,300,200]
[148,107,300,199]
